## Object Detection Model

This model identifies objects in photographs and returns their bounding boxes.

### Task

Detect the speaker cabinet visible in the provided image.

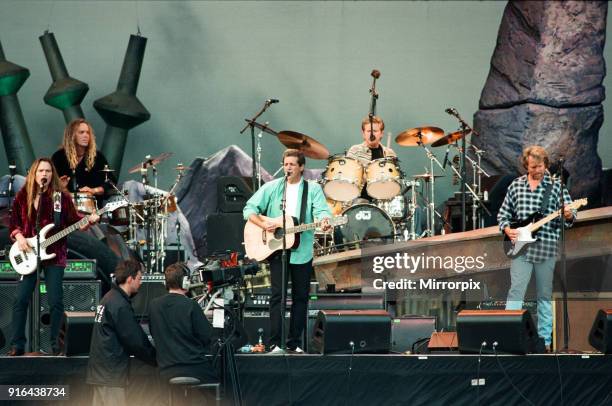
[217,176,253,213]
[131,275,167,321]
[457,309,538,354]
[0,282,19,353]
[310,309,391,354]
[206,213,246,255]
[38,280,101,353]
[589,309,612,353]
[60,311,95,356]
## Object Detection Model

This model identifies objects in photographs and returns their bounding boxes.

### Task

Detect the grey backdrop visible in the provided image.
[0,1,609,203]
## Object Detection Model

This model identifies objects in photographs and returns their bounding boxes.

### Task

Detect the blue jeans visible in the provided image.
[505,257,555,345]
[10,265,65,351]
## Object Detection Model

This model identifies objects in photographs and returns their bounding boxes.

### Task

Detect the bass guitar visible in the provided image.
[9,200,128,275]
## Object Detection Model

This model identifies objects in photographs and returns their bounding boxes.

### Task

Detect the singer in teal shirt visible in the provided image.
[243,149,331,352]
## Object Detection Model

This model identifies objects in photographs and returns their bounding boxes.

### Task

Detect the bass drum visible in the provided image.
[334,204,395,246]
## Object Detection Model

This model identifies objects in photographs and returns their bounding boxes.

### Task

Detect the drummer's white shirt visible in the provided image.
[285,179,302,219]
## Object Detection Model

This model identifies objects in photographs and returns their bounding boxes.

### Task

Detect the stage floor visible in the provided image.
[0,353,611,405]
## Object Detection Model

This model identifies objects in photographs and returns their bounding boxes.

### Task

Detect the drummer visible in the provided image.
[347,115,397,200]
[51,118,115,207]
[347,115,397,165]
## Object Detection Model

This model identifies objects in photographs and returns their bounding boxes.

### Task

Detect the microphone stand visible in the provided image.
[279,173,289,351]
[446,108,480,231]
[557,159,570,351]
[240,100,276,193]
[7,164,16,219]
[31,182,46,353]
[368,70,379,143]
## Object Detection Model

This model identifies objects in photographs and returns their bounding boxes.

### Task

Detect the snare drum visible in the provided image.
[322,155,364,202]
[334,204,395,245]
[73,193,97,214]
[365,157,402,200]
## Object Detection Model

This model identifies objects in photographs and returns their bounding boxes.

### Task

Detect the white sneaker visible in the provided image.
[288,346,304,354]
[269,345,285,354]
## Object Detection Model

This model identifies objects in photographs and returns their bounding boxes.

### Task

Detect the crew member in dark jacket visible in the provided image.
[86,260,156,406]
[149,262,218,384]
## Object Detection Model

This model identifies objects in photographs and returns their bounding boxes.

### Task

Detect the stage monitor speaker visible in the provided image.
[588,309,612,353]
[310,310,391,354]
[306,293,384,353]
[132,274,167,321]
[456,309,538,355]
[39,280,101,353]
[217,176,253,213]
[0,281,18,353]
[59,311,95,356]
[206,213,246,255]
[391,316,436,353]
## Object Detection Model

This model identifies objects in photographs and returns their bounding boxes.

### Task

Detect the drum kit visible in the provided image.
[244,114,490,256]
[71,153,185,274]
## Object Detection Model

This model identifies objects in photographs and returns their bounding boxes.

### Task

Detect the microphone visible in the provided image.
[40,178,48,185]
[8,164,16,177]
[266,99,279,104]
[371,69,380,79]
[445,107,458,116]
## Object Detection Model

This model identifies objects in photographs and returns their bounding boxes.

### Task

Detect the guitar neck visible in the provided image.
[286,220,324,235]
[529,208,567,232]
[42,207,108,248]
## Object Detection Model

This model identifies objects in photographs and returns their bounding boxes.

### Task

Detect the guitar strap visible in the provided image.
[539,181,554,215]
[53,191,62,227]
[299,180,308,225]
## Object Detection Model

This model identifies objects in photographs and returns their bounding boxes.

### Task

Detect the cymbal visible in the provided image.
[412,173,444,181]
[431,129,472,147]
[99,165,115,173]
[395,126,445,146]
[244,119,278,137]
[278,131,329,160]
[128,152,173,174]
[174,164,188,171]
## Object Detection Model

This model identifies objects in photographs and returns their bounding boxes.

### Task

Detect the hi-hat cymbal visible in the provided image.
[174,164,188,171]
[244,119,278,137]
[278,131,330,160]
[395,126,445,146]
[128,152,173,174]
[99,165,115,173]
[431,129,472,147]
[412,173,445,181]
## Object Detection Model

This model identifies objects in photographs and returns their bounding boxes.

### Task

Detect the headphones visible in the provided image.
[180,263,191,290]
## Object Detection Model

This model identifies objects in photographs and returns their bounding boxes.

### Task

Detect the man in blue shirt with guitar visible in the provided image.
[244,149,334,353]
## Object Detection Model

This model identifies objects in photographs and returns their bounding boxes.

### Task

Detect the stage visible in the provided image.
[1,353,611,405]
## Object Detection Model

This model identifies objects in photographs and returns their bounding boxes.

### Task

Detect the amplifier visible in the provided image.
[132,274,167,321]
[0,260,97,280]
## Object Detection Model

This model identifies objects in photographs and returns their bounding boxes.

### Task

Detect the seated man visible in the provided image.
[149,263,218,383]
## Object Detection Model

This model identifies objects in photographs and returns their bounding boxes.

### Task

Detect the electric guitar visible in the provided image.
[503,198,587,258]
[9,200,128,275]
[244,215,348,261]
